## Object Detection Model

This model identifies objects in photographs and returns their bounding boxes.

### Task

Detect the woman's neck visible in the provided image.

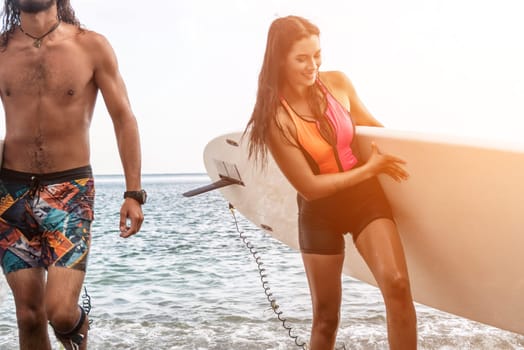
[281,83,309,104]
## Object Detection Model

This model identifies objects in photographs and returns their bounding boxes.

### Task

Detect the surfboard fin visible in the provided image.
[182,176,243,197]
[183,160,245,197]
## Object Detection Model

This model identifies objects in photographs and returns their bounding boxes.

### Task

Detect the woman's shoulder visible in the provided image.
[274,104,291,126]
[319,70,350,85]
[273,104,297,136]
[270,105,300,148]
[319,70,354,92]
[319,70,357,97]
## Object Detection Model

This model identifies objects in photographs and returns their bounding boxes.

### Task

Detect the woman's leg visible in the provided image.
[355,218,417,350]
[302,252,345,350]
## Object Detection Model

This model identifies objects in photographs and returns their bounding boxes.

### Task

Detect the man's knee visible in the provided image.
[49,305,88,350]
[15,304,47,332]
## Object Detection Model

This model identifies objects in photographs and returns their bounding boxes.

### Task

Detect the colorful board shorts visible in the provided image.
[0,166,95,274]
[297,176,394,255]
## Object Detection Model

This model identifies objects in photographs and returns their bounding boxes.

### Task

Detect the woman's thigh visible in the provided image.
[302,253,345,314]
[354,218,411,290]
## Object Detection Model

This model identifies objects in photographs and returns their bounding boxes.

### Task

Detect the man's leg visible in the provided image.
[46,266,89,350]
[6,267,52,350]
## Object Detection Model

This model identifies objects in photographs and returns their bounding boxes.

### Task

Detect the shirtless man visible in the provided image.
[0,1,145,349]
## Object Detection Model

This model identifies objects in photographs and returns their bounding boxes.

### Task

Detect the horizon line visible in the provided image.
[94,172,207,177]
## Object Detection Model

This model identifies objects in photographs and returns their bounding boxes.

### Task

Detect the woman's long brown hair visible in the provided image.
[244,15,325,166]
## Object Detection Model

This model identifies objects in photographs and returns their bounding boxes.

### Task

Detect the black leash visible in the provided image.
[229,203,307,349]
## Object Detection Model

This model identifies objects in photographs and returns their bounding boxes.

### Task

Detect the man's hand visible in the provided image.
[119,199,144,238]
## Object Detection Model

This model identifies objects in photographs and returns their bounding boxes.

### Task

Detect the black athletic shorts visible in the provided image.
[297,176,394,255]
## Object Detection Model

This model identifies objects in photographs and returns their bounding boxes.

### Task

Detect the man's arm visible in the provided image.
[90,32,144,237]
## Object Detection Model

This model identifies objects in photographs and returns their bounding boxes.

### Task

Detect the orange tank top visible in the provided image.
[280,81,358,174]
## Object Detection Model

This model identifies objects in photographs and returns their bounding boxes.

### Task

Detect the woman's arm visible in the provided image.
[267,115,407,201]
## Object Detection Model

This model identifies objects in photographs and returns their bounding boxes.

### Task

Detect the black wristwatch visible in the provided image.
[123,189,147,205]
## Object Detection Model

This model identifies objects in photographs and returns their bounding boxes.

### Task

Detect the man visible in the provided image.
[0,0,146,349]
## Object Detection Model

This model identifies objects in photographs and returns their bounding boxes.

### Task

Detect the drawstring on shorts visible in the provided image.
[28,175,44,203]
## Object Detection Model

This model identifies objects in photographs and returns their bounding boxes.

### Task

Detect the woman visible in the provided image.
[244,16,417,349]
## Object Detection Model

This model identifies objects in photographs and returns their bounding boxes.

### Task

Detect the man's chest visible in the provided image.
[0,47,93,98]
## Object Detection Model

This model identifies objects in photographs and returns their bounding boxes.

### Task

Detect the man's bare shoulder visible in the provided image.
[74,28,112,51]
[0,31,19,57]
[70,27,117,69]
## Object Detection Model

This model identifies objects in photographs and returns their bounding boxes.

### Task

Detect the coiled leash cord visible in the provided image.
[81,286,93,328]
[229,203,307,349]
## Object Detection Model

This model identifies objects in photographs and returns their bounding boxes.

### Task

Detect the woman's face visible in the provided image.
[283,34,322,89]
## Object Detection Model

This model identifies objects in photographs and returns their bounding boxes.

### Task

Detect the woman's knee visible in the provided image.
[313,308,340,334]
[381,273,412,303]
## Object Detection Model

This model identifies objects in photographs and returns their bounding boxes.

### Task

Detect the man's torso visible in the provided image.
[0,24,100,173]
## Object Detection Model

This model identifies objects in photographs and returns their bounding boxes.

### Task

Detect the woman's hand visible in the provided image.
[365,142,409,182]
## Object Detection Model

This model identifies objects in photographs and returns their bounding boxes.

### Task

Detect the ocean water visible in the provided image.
[0,174,523,350]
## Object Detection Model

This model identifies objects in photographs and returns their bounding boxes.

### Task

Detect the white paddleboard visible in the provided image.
[196,126,524,335]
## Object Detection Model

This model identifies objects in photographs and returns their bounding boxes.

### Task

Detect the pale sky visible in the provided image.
[1,0,524,174]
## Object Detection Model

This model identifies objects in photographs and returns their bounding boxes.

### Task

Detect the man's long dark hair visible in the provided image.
[1,0,80,50]
[244,16,324,166]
